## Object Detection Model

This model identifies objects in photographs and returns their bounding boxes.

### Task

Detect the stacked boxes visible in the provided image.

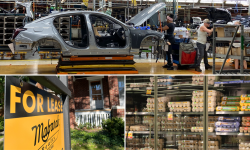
[168,101,191,112]
[160,116,201,132]
[216,96,241,111]
[215,116,241,132]
[240,95,250,111]
[192,76,216,85]
[240,117,250,133]
[192,76,204,85]
[147,97,170,112]
[239,141,250,150]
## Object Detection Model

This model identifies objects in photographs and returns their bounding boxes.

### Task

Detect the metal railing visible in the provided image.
[75,110,111,127]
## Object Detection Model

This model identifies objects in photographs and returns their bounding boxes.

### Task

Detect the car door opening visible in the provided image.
[90,15,126,48]
[53,14,89,48]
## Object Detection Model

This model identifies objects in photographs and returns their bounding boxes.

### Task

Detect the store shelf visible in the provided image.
[216,37,250,42]
[126,112,154,115]
[159,131,204,135]
[215,132,250,136]
[126,112,214,115]
[215,111,250,115]
[215,54,250,61]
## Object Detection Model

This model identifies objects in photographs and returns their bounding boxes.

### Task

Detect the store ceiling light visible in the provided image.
[178,0,199,2]
[225,0,249,5]
[200,0,224,3]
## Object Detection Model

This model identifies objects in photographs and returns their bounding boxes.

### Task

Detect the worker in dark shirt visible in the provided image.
[158,14,175,70]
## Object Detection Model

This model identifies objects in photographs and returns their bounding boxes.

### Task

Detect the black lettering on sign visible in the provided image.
[32,115,60,146]
[5,77,63,119]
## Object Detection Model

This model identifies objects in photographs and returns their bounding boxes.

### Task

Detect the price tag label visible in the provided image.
[168,112,173,120]
[126,88,131,91]
[214,84,219,87]
[128,132,133,139]
[146,89,152,95]
[146,87,152,95]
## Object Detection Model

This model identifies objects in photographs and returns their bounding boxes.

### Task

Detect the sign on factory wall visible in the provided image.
[4,76,65,150]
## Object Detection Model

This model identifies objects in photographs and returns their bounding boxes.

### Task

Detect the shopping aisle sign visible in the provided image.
[4,76,65,150]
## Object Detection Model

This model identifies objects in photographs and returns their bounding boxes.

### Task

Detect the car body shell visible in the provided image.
[11,3,165,56]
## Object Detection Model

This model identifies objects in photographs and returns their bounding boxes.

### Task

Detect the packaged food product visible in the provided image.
[215,127,239,132]
[221,101,240,106]
[192,102,203,107]
[216,106,240,111]
[240,100,250,106]
[192,96,203,102]
[242,117,250,122]
[218,116,241,122]
[208,141,219,147]
[242,122,250,127]
[168,101,191,107]
[208,107,216,112]
[239,127,250,133]
[215,121,240,128]
[169,107,191,112]
[192,107,203,112]
[221,96,241,101]
[241,106,250,111]
[241,94,250,100]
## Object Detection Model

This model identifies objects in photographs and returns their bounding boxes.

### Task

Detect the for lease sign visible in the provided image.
[4,76,65,150]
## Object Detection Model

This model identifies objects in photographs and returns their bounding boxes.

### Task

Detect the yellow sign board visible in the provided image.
[5,76,65,150]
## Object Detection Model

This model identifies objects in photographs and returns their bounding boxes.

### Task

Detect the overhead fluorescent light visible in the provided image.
[178,0,199,2]
[226,0,249,5]
[200,0,224,3]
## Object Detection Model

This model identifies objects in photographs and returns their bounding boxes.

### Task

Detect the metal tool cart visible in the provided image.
[212,24,250,74]
[126,76,208,150]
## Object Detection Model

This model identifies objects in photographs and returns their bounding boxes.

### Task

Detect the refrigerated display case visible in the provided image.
[126,75,250,150]
[126,76,208,150]
[209,76,250,150]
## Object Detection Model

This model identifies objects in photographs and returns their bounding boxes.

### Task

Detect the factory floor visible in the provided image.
[0,51,237,75]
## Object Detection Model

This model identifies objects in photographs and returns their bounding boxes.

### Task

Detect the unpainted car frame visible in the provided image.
[10,3,166,56]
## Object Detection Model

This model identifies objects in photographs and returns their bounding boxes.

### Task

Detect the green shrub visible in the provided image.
[78,123,85,129]
[102,117,124,137]
[0,116,3,131]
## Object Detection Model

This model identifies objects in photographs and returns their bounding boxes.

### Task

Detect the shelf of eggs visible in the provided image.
[192,76,216,86]
[128,76,174,89]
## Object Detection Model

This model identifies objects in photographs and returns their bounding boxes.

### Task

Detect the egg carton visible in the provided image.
[242,117,250,122]
[240,127,250,133]
[221,101,240,106]
[221,96,241,101]
[168,101,191,107]
[169,107,191,112]
[241,94,250,100]
[240,100,250,106]
[218,116,241,122]
[241,106,250,111]
[192,107,203,112]
[215,121,240,128]
[178,140,198,146]
[242,122,250,127]
[192,91,204,97]
[215,127,239,132]
[216,106,240,111]
[192,96,203,102]
[191,127,214,132]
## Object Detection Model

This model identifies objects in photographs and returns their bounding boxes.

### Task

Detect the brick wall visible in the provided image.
[68,76,120,128]
[111,106,125,119]
[108,76,120,106]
